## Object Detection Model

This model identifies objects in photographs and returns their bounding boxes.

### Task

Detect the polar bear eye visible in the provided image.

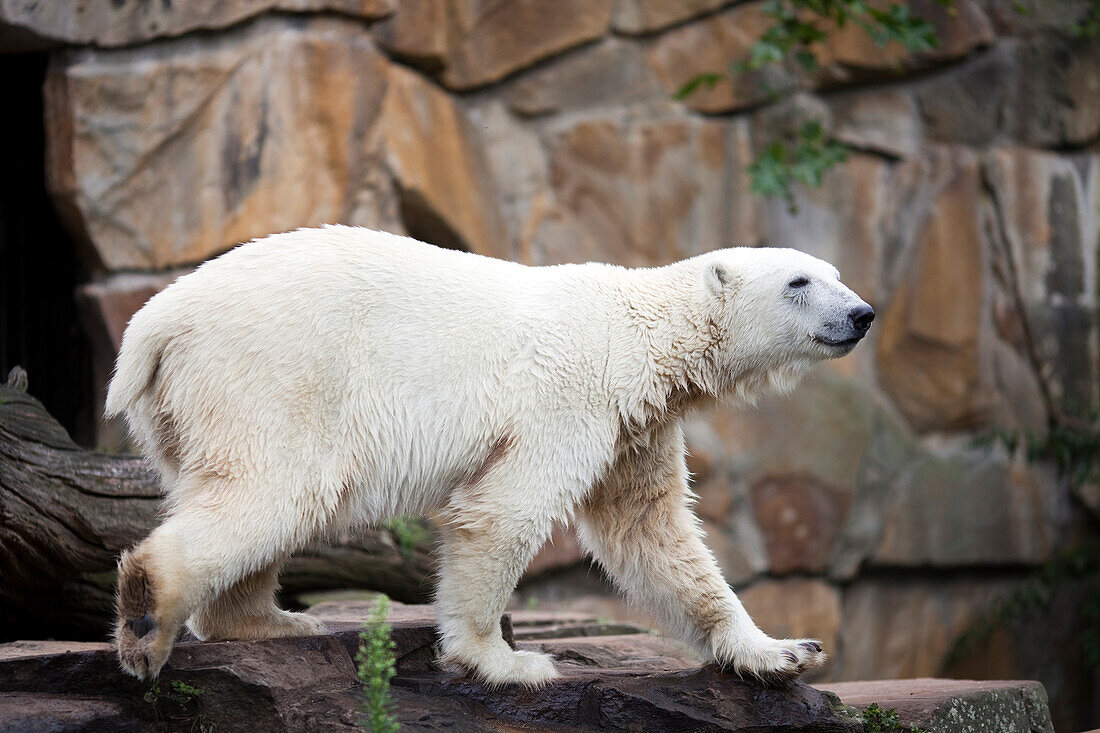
[788,277,810,289]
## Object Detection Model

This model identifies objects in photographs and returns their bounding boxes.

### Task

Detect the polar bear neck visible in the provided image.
[610,261,808,435]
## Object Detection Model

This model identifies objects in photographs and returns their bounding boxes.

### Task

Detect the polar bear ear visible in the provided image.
[705,262,736,297]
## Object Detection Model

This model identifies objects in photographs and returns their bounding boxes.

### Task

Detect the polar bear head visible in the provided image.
[700,247,873,394]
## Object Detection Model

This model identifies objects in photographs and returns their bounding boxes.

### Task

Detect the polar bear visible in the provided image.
[106,225,874,687]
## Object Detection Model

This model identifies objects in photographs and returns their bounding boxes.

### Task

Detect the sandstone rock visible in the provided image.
[0,0,392,51]
[544,113,764,266]
[813,0,993,84]
[751,474,851,574]
[646,3,793,114]
[77,271,186,449]
[505,38,662,117]
[376,63,508,258]
[739,578,842,672]
[836,576,1020,681]
[829,88,922,159]
[45,16,510,271]
[872,454,1058,566]
[387,0,615,90]
[371,0,449,70]
[519,634,701,671]
[917,38,1100,147]
[818,679,1054,733]
[875,147,990,432]
[612,0,734,34]
[46,17,396,272]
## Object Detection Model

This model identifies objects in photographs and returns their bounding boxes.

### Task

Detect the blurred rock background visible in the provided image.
[0,0,1097,728]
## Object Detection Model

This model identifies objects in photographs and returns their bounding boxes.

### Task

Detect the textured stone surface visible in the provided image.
[872,454,1058,567]
[396,0,616,90]
[646,2,791,114]
[818,679,1054,733]
[876,148,987,432]
[376,63,508,257]
[505,38,661,116]
[544,113,762,266]
[837,577,1020,681]
[45,17,396,272]
[612,0,734,34]
[0,0,392,50]
[0,607,866,732]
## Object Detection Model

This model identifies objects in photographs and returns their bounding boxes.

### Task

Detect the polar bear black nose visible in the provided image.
[849,304,875,333]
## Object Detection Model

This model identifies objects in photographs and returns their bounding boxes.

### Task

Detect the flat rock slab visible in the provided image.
[816,679,1055,733]
[0,604,1050,732]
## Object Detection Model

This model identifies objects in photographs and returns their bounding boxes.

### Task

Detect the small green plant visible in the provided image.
[383,516,431,557]
[861,702,926,732]
[749,120,849,212]
[356,595,399,733]
[143,679,214,731]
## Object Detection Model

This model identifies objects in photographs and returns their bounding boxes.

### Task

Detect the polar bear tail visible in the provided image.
[104,310,170,419]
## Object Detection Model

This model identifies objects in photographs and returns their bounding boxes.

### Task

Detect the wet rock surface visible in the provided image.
[0,602,1052,732]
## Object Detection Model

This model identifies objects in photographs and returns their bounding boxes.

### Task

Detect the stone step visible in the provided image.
[0,604,1054,732]
[816,679,1055,733]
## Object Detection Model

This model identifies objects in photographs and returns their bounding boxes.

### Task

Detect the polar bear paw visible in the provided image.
[115,614,175,680]
[714,636,827,685]
[441,637,560,689]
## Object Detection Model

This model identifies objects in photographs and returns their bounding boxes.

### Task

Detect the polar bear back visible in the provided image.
[111,226,624,520]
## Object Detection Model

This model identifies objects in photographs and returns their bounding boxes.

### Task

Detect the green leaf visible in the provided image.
[674,72,726,99]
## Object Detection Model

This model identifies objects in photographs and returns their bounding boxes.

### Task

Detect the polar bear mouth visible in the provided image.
[812,334,862,349]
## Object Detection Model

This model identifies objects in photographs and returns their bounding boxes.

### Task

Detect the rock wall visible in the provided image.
[2,0,1097,728]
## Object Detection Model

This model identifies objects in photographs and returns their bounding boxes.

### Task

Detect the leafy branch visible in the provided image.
[749,120,848,211]
[677,0,953,205]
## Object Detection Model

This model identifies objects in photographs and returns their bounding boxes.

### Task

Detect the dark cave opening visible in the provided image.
[0,53,92,445]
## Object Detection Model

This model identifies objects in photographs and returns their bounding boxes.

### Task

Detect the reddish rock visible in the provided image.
[751,474,851,574]
[817,679,1053,733]
[525,523,586,579]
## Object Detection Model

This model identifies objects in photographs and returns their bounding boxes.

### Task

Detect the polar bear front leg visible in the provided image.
[576,423,826,684]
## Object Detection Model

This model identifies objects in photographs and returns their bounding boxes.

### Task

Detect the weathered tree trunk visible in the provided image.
[0,367,434,641]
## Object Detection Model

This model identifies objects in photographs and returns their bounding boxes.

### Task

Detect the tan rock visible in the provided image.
[612,0,734,34]
[505,38,662,117]
[375,64,508,258]
[830,88,922,159]
[740,578,841,672]
[873,454,1058,567]
[646,2,791,114]
[0,0,392,50]
[438,0,614,90]
[46,17,396,272]
[45,16,508,271]
[371,0,449,70]
[544,113,764,266]
[875,147,990,432]
[836,576,1018,681]
[813,0,993,82]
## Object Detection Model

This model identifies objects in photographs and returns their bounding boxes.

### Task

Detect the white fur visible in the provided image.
[107,225,869,684]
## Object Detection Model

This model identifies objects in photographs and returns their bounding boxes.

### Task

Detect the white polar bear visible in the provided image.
[106,225,874,687]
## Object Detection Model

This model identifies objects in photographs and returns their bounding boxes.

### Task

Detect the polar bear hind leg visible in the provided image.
[186,563,325,641]
[114,476,332,679]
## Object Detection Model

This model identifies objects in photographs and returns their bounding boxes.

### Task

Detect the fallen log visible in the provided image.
[0,367,434,641]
